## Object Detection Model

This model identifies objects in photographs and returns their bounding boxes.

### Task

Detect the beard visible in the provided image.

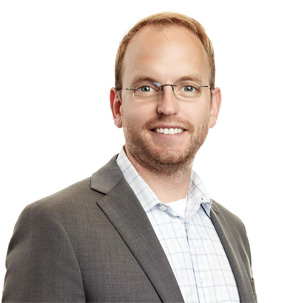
[123,115,209,176]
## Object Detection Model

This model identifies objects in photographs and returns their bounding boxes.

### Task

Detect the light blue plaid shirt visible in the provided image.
[117,148,240,303]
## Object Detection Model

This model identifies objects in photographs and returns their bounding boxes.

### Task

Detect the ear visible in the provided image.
[110,88,123,128]
[209,87,222,128]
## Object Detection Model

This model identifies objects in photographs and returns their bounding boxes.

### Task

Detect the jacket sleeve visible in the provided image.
[2,202,86,302]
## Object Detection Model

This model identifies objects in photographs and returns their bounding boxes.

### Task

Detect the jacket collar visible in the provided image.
[91,155,184,302]
[211,203,256,302]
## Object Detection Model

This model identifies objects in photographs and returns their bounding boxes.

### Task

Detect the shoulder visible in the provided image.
[211,199,252,258]
[17,177,105,229]
[15,155,123,237]
[211,199,246,229]
[211,199,250,248]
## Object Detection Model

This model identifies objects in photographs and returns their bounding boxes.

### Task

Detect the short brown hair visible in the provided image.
[115,12,216,90]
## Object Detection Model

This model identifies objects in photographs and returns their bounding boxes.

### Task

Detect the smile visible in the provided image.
[152,128,185,135]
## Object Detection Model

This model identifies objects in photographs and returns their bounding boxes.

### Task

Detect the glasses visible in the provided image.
[117,81,211,101]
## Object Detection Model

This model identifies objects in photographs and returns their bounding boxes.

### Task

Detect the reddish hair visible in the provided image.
[115,12,216,89]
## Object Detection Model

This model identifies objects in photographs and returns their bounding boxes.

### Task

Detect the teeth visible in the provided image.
[154,128,184,135]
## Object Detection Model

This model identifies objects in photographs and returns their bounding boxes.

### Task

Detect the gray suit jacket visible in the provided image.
[2,155,257,302]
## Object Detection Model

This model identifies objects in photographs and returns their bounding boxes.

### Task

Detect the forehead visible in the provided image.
[122,24,210,83]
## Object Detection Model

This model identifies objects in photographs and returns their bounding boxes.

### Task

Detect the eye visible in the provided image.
[176,83,202,99]
[136,85,156,93]
[182,85,198,92]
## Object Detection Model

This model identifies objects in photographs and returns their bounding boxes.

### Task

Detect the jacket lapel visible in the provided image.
[210,203,256,303]
[91,156,184,303]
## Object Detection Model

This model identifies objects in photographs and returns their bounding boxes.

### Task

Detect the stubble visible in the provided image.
[123,115,210,176]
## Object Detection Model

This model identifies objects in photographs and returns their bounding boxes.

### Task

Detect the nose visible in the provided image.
[156,85,179,116]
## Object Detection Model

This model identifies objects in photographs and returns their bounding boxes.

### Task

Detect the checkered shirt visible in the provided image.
[117,148,240,303]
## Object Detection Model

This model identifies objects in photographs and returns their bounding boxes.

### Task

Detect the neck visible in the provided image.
[125,147,192,203]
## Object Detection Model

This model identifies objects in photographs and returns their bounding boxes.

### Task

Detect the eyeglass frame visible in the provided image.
[116,81,212,100]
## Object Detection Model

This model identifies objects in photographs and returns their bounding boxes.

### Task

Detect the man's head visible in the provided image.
[110,12,221,175]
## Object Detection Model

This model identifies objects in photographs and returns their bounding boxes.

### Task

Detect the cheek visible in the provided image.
[122,103,156,126]
[121,110,143,130]
[187,104,210,125]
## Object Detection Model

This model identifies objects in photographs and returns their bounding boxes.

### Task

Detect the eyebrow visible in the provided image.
[130,74,204,87]
[130,76,158,87]
[176,74,204,84]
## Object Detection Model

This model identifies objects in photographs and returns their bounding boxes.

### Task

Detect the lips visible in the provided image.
[147,118,189,136]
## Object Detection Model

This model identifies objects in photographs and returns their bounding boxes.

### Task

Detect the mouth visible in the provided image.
[151,127,185,135]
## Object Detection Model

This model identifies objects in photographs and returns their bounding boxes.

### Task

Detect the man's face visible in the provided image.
[111,25,221,174]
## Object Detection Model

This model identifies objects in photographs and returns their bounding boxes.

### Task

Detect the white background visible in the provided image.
[1,0,299,301]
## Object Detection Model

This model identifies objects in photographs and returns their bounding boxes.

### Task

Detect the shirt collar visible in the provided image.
[187,170,212,217]
[116,147,212,217]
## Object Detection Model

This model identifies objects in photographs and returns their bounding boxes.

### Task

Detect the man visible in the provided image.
[2,12,257,303]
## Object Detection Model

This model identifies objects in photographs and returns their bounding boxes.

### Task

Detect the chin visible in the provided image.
[154,149,189,164]
[133,144,197,174]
